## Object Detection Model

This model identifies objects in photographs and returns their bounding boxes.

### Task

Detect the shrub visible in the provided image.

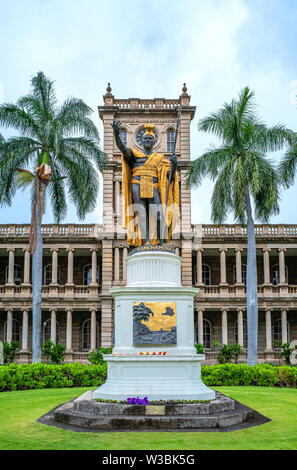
[273,340,297,365]
[201,363,297,388]
[0,362,107,391]
[217,343,243,364]
[0,363,296,392]
[229,343,243,364]
[88,347,113,365]
[217,344,234,364]
[280,343,297,365]
[3,342,19,364]
[194,343,205,354]
[42,340,66,364]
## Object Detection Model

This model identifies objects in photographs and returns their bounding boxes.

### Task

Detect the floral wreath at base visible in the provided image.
[138,351,167,356]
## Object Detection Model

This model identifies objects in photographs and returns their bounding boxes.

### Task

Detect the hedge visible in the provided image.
[202,364,297,388]
[0,363,296,392]
[0,362,107,392]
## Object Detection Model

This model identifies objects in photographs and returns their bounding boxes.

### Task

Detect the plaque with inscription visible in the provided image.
[145,405,166,416]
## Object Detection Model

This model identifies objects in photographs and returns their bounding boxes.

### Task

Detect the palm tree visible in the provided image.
[0,72,106,363]
[186,87,292,366]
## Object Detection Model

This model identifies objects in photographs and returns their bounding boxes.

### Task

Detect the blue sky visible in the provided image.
[0,0,297,225]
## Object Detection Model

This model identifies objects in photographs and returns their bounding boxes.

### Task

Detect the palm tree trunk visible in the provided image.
[32,203,43,363]
[245,184,258,366]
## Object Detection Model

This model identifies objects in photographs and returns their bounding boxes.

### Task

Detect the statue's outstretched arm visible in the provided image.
[111,120,134,165]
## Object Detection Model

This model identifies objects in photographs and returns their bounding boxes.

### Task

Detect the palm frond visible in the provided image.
[64,136,107,171]
[211,157,236,224]
[236,86,256,123]
[0,103,40,137]
[232,156,247,223]
[278,140,297,188]
[15,169,35,189]
[31,71,56,121]
[186,145,234,188]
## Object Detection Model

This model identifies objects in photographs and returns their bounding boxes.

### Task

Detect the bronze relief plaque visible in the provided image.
[133,302,177,345]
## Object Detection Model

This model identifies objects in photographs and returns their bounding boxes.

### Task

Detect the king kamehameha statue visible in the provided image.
[112,121,180,246]
[91,114,215,404]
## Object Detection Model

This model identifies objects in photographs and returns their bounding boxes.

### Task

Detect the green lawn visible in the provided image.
[0,386,296,450]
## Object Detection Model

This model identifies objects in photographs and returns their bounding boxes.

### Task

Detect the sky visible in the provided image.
[0,0,297,226]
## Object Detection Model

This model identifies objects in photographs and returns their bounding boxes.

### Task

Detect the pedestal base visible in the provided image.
[93,354,215,401]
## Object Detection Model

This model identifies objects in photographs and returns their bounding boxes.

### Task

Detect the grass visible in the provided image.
[0,386,296,450]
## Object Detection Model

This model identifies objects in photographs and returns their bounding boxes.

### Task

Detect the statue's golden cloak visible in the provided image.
[122,148,179,246]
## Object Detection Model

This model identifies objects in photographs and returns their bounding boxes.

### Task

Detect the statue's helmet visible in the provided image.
[142,123,156,140]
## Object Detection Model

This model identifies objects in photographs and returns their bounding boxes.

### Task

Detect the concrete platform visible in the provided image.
[38,391,271,432]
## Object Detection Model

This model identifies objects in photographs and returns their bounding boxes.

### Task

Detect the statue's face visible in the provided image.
[142,134,155,150]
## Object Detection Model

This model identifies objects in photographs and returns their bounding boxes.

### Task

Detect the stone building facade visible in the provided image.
[0,85,296,363]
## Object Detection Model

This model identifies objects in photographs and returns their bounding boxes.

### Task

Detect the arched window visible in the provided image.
[234,319,248,348]
[233,264,247,285]
[5,264,22,285]
[82,319,100,351]
[202,264,211,285]
[4,319,21,344]
[273,319,290,347]
[83,264,100,285]
[167,129,175,152]
[43,319,60,343]
[195,319,212,349]
[119,129,127,145]
[272,264,288,286]
[44,264,61,285]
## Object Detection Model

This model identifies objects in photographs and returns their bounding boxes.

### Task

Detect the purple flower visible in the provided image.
[126,396,150,405]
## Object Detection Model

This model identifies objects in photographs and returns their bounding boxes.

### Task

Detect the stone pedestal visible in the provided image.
[93,249,215,401]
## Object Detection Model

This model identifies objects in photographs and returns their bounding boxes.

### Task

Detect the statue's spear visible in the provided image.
[164,109,181,222]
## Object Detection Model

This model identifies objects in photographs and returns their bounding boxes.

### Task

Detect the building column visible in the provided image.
[278,248,288,294]
[6,309,13,343]
[196,248,203,285]
[197,309,204,345]
[221,309,228,345]
[50,249,59,284]
[281,309,288,344]
[237,309,244,347]
[66,248,74,285]
[123,247,128,283]
[21,309,29,351]
[114,179,120,216]
[278,248,287,284]
[219,248,227,284]
[50,309,57,344]
[235,248,243,284]
[263,248,271,284]
[90,309,97,351]
[90,249,98,285]
[265,308,273,351]
[114,246,120,282]
[6,248,15,285]
[23,249,31,285]
[175,247,180,257]
[66,309,73,352]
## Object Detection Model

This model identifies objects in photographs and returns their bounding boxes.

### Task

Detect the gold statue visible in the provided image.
[112,121,179,246]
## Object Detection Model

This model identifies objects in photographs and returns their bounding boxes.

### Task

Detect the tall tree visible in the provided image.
[0,72,106,362]
[186,87,292,365]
